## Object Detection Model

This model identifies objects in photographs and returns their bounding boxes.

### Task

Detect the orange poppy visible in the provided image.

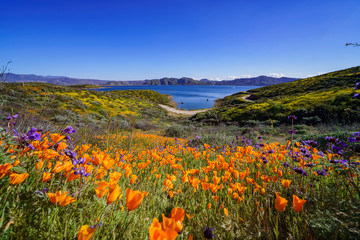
[95,167,107,180]
[41,172,52,182]
[224,208,229,216]
[9,173,29,185]
[107,184,121,205]
[149,218,178,240]
[102,158,114,170]
[47,191,68,204]
[35,161,44,170]
[81,144,91,153]
[281,179,291,189]
[275,192,288,212]
[67,172,81,182]
[52,161,72,174]
[50,133,65,144]
[126,188,144,211]
[293,195,306,212]
[130,175,138,184]
[59,195,76,207]
[13,159,20,167]
[163,179,174,190]
[171,207,185,223]
[213,176,220,185]
[95,181,110,198]
[202,182,210,191]
[57,142,67,151]
[0,163,13,177]
[92,151,107,166]
[47,190,75,206]
[78,225,96,240]
[162,213,178,229]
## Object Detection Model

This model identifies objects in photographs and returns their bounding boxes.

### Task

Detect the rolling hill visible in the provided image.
[192,66,360,125]
[0,82,174,131]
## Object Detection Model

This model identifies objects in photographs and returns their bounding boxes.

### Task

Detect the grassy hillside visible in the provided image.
[247,66,360,99]
[193,66,360,124]
[0,82,174,132]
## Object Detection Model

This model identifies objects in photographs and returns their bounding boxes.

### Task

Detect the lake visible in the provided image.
[92,85,262,110]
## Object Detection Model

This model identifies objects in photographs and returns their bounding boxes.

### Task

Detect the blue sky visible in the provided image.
[0,0,359,80]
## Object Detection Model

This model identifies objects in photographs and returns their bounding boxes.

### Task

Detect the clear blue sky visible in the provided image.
[0,0,359,80]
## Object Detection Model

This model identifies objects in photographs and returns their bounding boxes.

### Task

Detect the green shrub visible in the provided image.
[164,125,187,138]
[134,120,157,131]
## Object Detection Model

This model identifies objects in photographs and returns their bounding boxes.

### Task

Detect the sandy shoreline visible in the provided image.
[159,104,209,116]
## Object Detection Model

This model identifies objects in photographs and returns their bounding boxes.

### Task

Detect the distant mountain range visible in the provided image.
[144,76,299,86]
[2,73,300,86]
[2,73,144,86]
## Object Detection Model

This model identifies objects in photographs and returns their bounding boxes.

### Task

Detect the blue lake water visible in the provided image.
[92,85,262,110]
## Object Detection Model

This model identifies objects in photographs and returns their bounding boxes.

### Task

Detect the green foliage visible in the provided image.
[164,125,187,138]
[194,66,360,125]
[0,82,174,132]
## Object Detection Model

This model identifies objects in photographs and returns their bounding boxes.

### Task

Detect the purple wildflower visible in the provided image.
[332,145,343,155]
[282,162,290,168]
[294,167,308,176]
[203,226,215,239]
[79,158,86,164]
[64,149,77,159]
[355,82,360,90]
[325,136,338,143]
[316,169,327,176]
[35,187,49,196]
[64,126,76,134]
[304,163,315,167]
[72,159,78,166]
[288,115,297,120]
[339,159,348,166]
[303,140,316,147]
[28,131,41,141]
[338,141,348,148]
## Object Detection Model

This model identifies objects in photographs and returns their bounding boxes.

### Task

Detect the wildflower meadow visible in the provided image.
[1,112,360,239]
